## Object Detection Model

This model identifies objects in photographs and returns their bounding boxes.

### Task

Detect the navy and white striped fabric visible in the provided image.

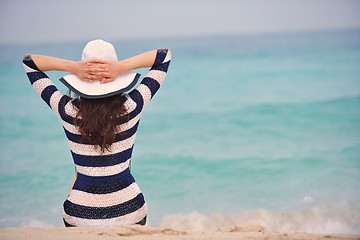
[23,49,171,227]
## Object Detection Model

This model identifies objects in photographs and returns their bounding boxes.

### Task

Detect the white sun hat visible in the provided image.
[60,39,140,99]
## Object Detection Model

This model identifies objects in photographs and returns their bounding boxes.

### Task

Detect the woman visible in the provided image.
[22,39,172,227]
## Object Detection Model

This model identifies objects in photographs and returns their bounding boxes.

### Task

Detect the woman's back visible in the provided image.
[23,47,172,227]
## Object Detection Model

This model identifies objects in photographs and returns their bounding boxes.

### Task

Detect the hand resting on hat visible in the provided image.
[83,49,158,84]
[83,61,117,84]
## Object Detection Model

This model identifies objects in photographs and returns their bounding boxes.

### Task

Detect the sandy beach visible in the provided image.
[0,224,359,240]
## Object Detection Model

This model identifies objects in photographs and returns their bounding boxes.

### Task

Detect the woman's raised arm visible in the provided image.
[29,54,92,81]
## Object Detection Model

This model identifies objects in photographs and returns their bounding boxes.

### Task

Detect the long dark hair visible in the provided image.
[74,94,128,152]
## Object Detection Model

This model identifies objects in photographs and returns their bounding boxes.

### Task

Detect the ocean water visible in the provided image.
[0,30,360,234]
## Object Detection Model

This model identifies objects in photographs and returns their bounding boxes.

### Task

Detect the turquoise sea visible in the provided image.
[0,30,359,234]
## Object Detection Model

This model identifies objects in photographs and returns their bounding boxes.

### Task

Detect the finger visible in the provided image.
[99,64,107,69]
[81,76,93,82]
[100,77,114,84]
[85,62,107,70]
[92,64,107,70]
[87,72,109,79]
[85,76,94,81]
[100,78,108,84]
[86,74,99,81]
[86,59,108,65]
[87,63,107,68]
[85,67,108,73]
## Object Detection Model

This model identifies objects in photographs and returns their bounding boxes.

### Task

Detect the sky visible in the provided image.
[0,0,360,44]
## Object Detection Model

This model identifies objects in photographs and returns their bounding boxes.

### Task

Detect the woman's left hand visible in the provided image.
[71,60,107,82]
[85,60,120,84]
[71,61,94,82]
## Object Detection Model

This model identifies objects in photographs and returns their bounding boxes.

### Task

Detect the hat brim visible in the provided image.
[60,72,141,99]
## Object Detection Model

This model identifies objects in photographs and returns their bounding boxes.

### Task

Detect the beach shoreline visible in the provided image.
[0,224,359,240]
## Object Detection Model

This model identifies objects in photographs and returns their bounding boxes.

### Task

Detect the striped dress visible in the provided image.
[22,49,171,227]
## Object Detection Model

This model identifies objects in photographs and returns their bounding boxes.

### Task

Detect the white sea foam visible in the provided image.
[302,196,313,203]
[159,203,360,234]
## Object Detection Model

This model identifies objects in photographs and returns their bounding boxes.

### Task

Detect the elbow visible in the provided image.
[164,48,172,63]
[23,54,32,62]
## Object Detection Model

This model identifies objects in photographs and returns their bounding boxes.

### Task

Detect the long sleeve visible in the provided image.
[128,48,172,112]
[22,55,65,114]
